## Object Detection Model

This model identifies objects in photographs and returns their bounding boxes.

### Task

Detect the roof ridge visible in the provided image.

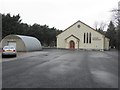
[57,20,109,39]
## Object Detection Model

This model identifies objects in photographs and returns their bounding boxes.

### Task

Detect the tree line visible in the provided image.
[95,8,120,50]
[96,21,117,49]
[2,13,62,47]
[2,13,120,49]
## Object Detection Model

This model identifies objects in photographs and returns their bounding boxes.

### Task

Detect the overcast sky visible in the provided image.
[0,0,119,30]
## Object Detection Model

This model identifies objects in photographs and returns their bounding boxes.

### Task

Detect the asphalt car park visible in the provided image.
[2,49,118,88]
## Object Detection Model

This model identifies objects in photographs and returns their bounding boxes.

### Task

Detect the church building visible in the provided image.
[57,20,110,50]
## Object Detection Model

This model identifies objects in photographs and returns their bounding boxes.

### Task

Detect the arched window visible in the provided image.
[89,32,91,43]
[84,33,85,43]
[87,33,88,43]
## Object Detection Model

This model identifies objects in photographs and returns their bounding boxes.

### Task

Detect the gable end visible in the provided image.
[57,20,109,39]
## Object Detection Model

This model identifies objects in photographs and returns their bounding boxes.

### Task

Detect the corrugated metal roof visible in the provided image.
[16,35,42,51]
[3,35,42,51]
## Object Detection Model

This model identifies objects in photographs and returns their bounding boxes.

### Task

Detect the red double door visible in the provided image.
[69,40,75,49]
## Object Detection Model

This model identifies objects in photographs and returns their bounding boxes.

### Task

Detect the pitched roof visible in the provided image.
[65,34,80,40]
[57,20,109,39]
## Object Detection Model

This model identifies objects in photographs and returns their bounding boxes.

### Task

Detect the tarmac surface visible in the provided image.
[2,49,118,88]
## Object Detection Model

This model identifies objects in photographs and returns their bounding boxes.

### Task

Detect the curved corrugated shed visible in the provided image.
[16,35,42,51]
[2,35,42,51]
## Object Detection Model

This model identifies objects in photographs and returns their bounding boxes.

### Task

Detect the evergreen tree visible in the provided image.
[2,13,62,47]
[116,19,120,49]
[2,13,22,38]
[105,21,116,48]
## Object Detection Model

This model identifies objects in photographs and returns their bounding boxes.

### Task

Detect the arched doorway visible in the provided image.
[69,40,75,49]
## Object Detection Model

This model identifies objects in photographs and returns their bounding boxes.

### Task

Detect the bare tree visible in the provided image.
[94,21,106,31]
[99,22,107,31]
[94,21,98,30]
[111,8,120,24]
